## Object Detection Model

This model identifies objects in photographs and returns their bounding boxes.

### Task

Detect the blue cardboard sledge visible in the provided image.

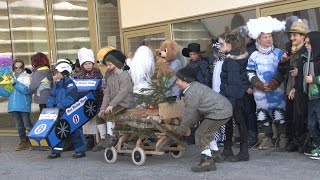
[28,79,100,148]
[28,108,59,147]
[73,79,100,92]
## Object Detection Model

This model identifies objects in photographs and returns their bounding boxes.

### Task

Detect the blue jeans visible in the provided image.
[307,99,320,147]
[11,111,33,139]
[52,129,87,154]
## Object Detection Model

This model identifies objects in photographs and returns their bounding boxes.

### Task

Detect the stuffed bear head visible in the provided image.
[158,40,180,62]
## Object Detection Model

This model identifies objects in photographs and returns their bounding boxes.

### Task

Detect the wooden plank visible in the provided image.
[123,108,159,116]
[158,100,184,119]
[117,149,164,155]
[150,120,187,147]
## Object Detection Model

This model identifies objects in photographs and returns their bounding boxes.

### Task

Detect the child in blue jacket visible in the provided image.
[0,59,33,151]
[47,59,86,159]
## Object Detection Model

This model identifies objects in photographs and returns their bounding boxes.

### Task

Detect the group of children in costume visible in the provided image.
[2,15,320,173]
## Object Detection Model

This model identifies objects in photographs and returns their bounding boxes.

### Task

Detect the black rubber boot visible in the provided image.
[285,142,298,152]
[191,154,217,172]
[47,153,61,159]
[248,131,258,147]
[72,152,86,159]
[229,143,249,162]
[222,148,234,161]
[223,120,234,161]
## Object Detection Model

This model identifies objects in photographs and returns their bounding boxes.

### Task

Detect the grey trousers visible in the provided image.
[195,118,231,151]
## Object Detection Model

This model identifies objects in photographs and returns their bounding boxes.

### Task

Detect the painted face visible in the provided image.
[257,33,273,48]
[13,62,24,75]
[290,33,305,46]
[188,52,200,62]
[82,61,94,72]
[105,62,116,72]
[305,37,311,50]
[218,38,232,53]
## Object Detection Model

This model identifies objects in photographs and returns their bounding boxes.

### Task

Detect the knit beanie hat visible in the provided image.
[103,50,130,70]
[176,67,196,83]
[78,47,94,66]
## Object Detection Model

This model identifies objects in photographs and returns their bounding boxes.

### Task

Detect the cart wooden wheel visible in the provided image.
[104,147,117,164]
[169,144,184,159]
[131,147,146,166]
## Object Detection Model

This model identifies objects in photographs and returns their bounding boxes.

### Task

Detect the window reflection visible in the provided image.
[0,0,12,58]
[172,10,256,57]
[52,0,90,61]
[96,0,120,49]
[128,33,165,54]
[7,0,48,65]
[272,8,320,50]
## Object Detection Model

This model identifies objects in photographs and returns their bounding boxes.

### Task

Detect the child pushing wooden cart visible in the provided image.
[104,101,187,166]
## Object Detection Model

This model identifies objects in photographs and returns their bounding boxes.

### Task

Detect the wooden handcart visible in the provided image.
[104,101,187,166]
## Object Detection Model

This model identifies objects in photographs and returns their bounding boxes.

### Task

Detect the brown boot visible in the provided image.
[15,139,30,151]
[258,135,272,150]
[191,154,217,172]
[276,134,288,149]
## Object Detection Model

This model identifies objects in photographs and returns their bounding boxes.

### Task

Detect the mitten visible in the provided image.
[266,79,279,91]
[255,81,265,91]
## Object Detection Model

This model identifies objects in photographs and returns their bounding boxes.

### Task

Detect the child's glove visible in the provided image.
[266,79,279,91]
[5,83,14,93]
[255,81,265,91]
[173,126,191,136]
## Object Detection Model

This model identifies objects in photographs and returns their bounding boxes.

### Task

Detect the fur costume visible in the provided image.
[129,46,155,95]
[157,40,183,97]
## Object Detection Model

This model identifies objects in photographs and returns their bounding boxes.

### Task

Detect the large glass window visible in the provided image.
[0,0,12,57]
[172,10,256,56]
[0,0,13,130]
[52,0,91,61]
[127,33,165,54]
[96,0,120,49]
[7,0,49,65]
[271,8,320,50]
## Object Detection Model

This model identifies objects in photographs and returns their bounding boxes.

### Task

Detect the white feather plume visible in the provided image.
[129,46,155,95]
[247,16,286,39]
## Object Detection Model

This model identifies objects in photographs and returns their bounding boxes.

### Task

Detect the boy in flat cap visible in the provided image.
[174,66,232,172]
[272,20,309,152]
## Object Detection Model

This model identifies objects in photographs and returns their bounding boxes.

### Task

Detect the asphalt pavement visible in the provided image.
[0,136,319,180]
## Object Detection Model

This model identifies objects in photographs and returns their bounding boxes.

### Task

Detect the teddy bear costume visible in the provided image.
[157,40,183,98]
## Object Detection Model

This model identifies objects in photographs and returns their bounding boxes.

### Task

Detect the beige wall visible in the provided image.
[119,0,278,28]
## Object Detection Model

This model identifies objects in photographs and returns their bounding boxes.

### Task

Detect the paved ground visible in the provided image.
[0,136,319,180]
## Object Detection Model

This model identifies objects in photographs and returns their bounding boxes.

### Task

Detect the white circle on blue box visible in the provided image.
[73,114,80,124]
[34,124,47,135]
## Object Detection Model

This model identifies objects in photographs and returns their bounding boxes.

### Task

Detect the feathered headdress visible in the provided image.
[247,16,286,39]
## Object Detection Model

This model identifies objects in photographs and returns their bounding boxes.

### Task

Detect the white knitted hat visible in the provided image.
[78,47,94,66]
